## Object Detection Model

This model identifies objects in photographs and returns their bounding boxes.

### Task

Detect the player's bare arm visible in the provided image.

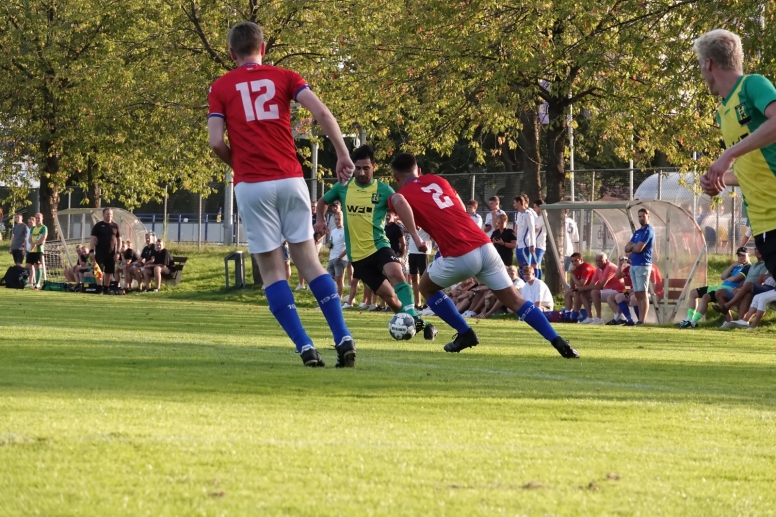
[706,102,776,192]
[390,194,427,253]
[314,197,329,235]
[207,117,233,168]
[295,89,354,183]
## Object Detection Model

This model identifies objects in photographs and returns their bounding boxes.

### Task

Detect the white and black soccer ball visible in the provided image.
[388,312,417,341]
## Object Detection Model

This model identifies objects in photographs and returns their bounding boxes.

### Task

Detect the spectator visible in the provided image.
[679,248,750,328]
[483,196,506,238]
[466,200,483,228]
[562,252,596,322]
[624,208,654,324]
[473,266,527,318]
[142,239,173,292]
[715,247,775,325]
[26,213,47,289]
[532,200,547,279]
[326,213,348,300]
[738,225,752,249]
[564,215,579,271]
[577,252,623,324]
[119,240,140,289]
[90,207,120,289]
[728,285,776,329]
[64,244,85,282]
[513,195,537,278]
[385,211,407,273]
[325,200,342,233]
[9,213,27,266]
[605,254,636,325]
[133,232,156,291]
[520,264,553,311]
[490,213,516,266]
[407,225,432,309]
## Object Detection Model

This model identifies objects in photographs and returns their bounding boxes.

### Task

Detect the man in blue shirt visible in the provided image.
[624,208,654,324]
[679,248,751,328]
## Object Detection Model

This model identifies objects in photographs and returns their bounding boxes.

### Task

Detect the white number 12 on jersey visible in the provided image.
[236,80,279,121]
[421,183,454,209]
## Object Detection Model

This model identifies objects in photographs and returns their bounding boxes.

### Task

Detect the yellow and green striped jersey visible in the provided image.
[716,74,776,236]
[323,178,395,261]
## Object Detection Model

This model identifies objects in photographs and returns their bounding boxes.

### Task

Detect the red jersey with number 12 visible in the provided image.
[393,174,491,258]
[208,64,309,184]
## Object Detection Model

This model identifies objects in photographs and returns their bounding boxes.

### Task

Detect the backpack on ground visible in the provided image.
[2,266,29,289]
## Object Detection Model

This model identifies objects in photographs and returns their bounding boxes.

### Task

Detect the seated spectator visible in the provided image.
[714,247,774,326]
[133,232,156,291]
[327,213,348,300]
[562,253,596,322]
[605,255,635,325]
[119,240,140,289]
[81,254,103,285]
[142,239,173,293]
[679,249,750,328]
[490,213,516,267]
[727,284,776,329]
[577,252,623,325]
[467,266,525,318]
[64,244,85,282]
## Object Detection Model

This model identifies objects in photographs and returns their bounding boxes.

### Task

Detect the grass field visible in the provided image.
[1,245,775,515]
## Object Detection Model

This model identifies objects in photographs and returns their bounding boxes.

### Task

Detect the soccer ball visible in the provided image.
[388,312,417,341]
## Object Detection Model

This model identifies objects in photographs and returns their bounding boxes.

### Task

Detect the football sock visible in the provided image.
[427,291,470,334]
[692,310,704,323]
[687,308,696,321]
[394,281,419,317]
[517,301,559,342]
[618,301,633,323]
[571,311,579,321]
[633,305,640,320]
[535,268,542,280]
[309,274,351,344]
[265,280,313,353]
[580,308,588,321]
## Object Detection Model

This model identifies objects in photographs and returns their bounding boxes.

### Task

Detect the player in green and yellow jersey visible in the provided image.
[695,29,776,280]
[316,145,438,340]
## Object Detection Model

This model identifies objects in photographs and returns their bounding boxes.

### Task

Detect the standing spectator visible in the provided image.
[562,252,596,322]
[513,195,536,278]
[326,213,348,300]
[26,213,47,289]
[490,213,516,266]
[483,196,506,238]
[578,252,623,324]
[624,208,655,324]
[532,200,547,279]
[466,200,483,228]
[407,226,432,309]
[9,213,27,266]
[143,239,173,292]
[325,200,342,233]
[90,207,121,289]
[564,215,579,271]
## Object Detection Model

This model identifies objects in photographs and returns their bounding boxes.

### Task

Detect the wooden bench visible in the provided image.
[161,256,188,286]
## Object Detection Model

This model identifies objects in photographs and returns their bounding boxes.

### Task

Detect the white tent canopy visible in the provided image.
[541,200,707,323]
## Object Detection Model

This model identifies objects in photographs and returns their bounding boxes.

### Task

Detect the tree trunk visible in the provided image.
[38,142,60,237]
[87,157,101,208]
[519,107,542,202]
[543,101,568,294]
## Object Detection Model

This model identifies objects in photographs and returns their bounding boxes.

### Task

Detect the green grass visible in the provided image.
[1,246,775,515]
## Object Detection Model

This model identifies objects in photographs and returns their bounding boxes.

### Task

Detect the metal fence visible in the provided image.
[3,168,748,255]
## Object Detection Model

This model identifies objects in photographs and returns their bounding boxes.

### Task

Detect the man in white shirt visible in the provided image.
[532,199,547,279]
[519,265,554,311]
[326,213,349,300]
[513,195,537,279]
[483,196,506,238]
[466,200,483,228]
[564,215,580,271]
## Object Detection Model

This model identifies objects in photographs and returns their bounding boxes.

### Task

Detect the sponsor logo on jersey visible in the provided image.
[347,205,373,214]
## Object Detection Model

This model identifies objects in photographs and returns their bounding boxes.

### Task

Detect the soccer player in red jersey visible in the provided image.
[207,21,355,368]
[389,153,578,358]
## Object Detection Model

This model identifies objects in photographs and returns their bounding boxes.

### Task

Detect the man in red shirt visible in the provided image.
[577,252,624,324]
[207,21,356,368]
[389,153,578,358]
[562,253,596,322]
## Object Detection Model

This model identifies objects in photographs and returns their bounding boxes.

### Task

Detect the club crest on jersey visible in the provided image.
[735,103,751,125]
[371,193,380,204]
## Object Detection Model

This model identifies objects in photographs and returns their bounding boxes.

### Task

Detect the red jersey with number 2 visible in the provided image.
[392,174,491,258]
[208,64,309,184]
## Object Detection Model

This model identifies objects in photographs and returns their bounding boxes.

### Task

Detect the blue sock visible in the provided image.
[579,308,588,321]
[571,311,579,321]
[265,280,313,353]
[535,268,542,280]
[427,291,470,334]
[633,305,640,320]
[309,274,351,345]
[617,301,633,323]
[517,301,559,342]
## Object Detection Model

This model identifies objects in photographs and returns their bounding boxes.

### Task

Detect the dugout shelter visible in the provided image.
[541,200,707,323]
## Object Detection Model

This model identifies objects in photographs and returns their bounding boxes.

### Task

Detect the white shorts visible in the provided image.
[427,244,512,291]
[601,289,619,300]
[751,290,776,312]
[235,178,313,254]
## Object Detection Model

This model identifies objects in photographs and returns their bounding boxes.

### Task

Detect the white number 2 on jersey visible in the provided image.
[421,183,454,209]
[235,80,280,121]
